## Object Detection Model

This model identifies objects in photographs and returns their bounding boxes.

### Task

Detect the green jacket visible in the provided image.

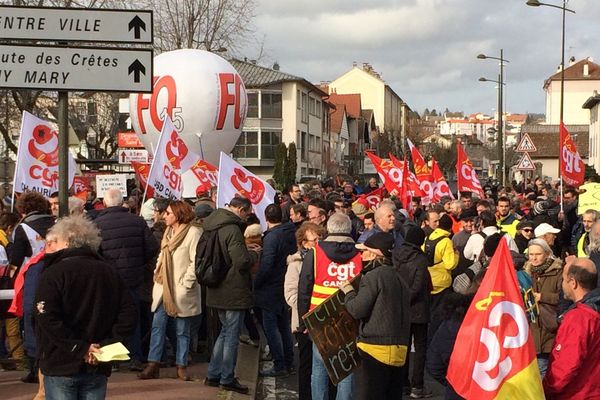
[203,208,257,310]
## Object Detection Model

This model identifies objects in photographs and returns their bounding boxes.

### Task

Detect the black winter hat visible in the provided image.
[405,226,426,247]
[439,214,453,231]
[363,232,395,258]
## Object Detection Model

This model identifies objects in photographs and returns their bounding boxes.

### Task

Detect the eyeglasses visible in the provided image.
[522,229,533,233]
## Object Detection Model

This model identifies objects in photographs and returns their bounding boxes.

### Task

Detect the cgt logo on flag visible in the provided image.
[447,240,544,400]
[230,168,265,205]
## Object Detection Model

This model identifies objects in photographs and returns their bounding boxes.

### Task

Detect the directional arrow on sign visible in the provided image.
[128,15,147,39]
[121,151,127,163]
[128,60,146,83]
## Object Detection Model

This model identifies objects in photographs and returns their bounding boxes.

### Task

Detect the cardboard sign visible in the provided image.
[302,281,360,385]
[95,174,128,198]
[578,183,600,215]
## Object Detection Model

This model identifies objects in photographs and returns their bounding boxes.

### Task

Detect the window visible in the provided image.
[261,93,282,118]
[309,97,316,115]
[301,93,308,123]
[301,131,307,161]
[261,131,281,159]
[247,93,258,118]
[316,100,322,119]
[297,90,301,109]
[233,131,258,158]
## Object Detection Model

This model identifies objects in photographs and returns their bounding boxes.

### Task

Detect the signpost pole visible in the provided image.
[58,91,69,217]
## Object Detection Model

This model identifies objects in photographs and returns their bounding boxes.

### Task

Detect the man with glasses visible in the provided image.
[282,184,304,223]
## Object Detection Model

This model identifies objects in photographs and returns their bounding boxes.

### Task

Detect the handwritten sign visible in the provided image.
[95,174,127,198]
[302,282,360,385]
[578,183,600,215]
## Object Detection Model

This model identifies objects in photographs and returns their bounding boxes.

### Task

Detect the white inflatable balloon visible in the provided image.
[129,49,247,166]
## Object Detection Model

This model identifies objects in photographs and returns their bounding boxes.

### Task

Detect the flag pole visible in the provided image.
[11,112,27,212]
[139,139,158,216]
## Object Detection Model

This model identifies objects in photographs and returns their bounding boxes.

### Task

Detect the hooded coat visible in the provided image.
[392,242,431,323]
[203,208,257,310]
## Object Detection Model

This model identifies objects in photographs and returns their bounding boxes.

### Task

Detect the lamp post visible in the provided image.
[526,0,575,124]
[478,50,509,186]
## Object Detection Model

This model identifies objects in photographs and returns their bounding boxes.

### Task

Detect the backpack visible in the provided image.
[195,229,229,288]
[517,269,539,323]
[423,236,445,266]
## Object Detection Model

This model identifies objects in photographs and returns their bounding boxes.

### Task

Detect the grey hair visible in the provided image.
[375,203,395,224]
[528,238,554,258]
[379,199,397,211]
[583,209,600,221]
[68,197,85,215]
[103,188,123,207]
[327,212,352,234]
[588,221,600,253]
[47,214,102,251]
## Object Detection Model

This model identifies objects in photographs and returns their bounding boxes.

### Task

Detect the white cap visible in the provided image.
[534,223,560,237]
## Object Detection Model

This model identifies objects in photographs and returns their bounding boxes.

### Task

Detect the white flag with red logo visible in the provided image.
[146,116,200,200]
[182,159,219,198]
[14,111,76,197]
[560,122,585,187]
[217,152,276,231]
[431,156,454,202]
[456,141,485,198]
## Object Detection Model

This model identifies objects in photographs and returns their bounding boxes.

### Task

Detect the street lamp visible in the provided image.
[526,0,575,124]
[478,50,509,186]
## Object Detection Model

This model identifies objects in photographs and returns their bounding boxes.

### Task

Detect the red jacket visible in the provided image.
[543,290,600,400]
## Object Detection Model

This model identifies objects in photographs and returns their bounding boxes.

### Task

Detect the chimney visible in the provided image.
[569,56,576,66]
[352,61,357,67]
[584,62,589,76]
[250,59,257,65]
[273,61,280,71]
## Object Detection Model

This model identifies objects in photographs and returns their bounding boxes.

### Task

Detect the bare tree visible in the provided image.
[153,0,256,53]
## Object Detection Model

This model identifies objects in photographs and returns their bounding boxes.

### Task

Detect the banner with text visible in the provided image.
[456,141,484,198]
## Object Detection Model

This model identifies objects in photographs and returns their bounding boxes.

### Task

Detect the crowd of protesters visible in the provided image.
[0,174,599,400]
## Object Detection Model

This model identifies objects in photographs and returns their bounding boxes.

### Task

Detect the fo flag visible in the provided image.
[131,162,154,199]
[456,141,485,198]
[407,138,434,204]
[217,152,276,231]
[447,240,544,400]
[560,122,585,187]
[147,115,199,200]
[14,111,76,197]
[431,157,454,202]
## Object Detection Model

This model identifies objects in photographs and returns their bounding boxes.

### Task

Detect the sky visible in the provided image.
[251,0,600,116]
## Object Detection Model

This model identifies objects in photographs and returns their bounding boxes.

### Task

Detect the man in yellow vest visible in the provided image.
[298,212,363,400]
[576,210,600,257]
[497,196,520,238]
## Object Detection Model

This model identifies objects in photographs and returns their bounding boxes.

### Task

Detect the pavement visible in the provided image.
[0,342,260,400]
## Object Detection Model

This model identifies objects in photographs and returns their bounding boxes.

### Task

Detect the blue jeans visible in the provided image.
[147,303,194,366]
[207,310,244,385]
[537,354,549,378]
[44,373,107,400]
[261,305,294,371]
[312,342,354,400]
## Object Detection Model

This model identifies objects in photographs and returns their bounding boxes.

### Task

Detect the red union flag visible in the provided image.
[447,240,544,399]
[456,141,484,198]
[147,115,199,200]
[389,153,425,198]
[431,157,454,202]
[365,151,403,195]
[407,139,434,204]
[560,122,585,187]
[131,162,154,199]
[190,159,218,194]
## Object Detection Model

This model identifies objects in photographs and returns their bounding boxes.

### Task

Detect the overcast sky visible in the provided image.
[251,0,600,116]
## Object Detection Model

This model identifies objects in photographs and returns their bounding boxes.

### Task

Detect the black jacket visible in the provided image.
[10,212,54,269]
[297,234,358,330]
[345,259,411,346]
[93,206,159,288]
[34,247,136,377]
[426,319,465,400]
[254,222,297,312]
[393,242,431,323]
[514,233,530,254]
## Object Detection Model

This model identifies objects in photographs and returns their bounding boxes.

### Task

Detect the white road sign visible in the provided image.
[516,152,536,171]
[0,6,152,44]
[516,133,537,152]
[0,44,152,92]
[118,149,152,164]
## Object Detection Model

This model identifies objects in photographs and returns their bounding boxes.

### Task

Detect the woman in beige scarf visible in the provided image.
[139,201,202,381]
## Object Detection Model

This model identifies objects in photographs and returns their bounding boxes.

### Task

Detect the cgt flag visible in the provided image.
[365,151,403,195]
[14,111,76,197]
[560,122,585,187]
[407,138,434,204]
[217,152,276,231]
[456,141,485,198]
[182,159,219,198]
[131,161,154,199]
[431,157,454,202]
[447,240,544,400]
[147,115,199,200]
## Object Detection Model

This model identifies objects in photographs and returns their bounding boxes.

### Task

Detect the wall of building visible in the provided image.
[545,80,600,124]
[589,105,600,173]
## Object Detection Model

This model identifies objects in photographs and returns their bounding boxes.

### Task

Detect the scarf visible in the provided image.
[154,223,191,317]
[531,257,554,276]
